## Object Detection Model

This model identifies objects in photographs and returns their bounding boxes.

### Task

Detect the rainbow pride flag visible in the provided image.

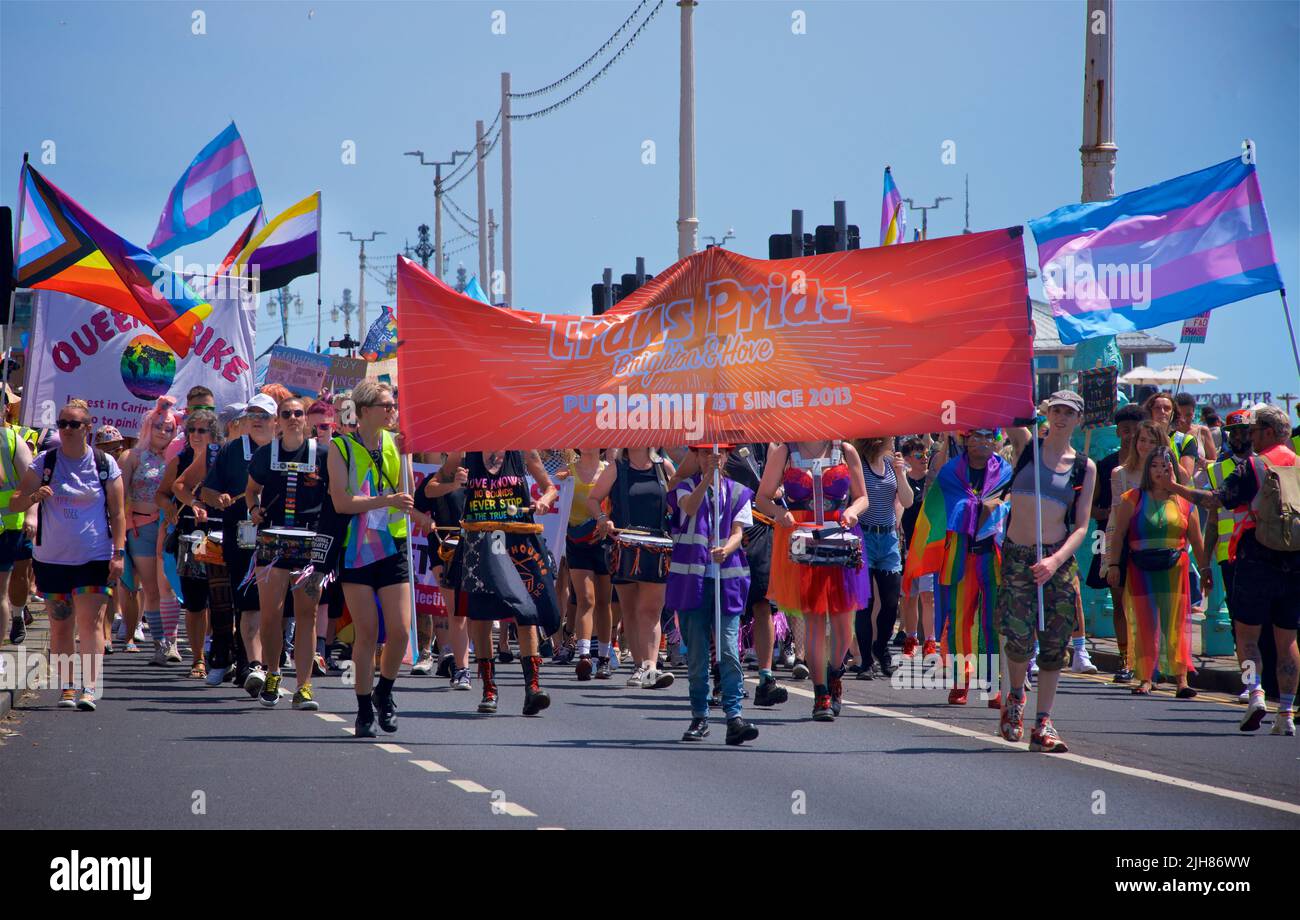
[902,452,1012,596]
[149,122,262,256]
[880,166,907,246]
[361,304,398,360]
[16,163,213,358]
[1029,156,1284,345]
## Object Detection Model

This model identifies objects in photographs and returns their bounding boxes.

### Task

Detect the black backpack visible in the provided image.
[1008,438,1089,532]
[36,447,113,546]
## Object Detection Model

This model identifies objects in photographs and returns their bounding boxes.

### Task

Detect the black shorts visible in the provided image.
[566,536,611,575]
[339,543,410,590]
[0,529,33,572]
[180,574,210,613]
[741,522,773,610]
[33,558,111,595]
[224,546,261,613]
[1230,553,1300,631]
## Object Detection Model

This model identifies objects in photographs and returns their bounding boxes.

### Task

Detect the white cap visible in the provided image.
[243,393,277,417]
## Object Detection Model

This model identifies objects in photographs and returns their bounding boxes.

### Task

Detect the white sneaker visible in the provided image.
[619,648,633,665]
[1240,694,1268,732]
[1238,688,1251,703]
[626,665,648,688]
[1070,647,1098,674]
[133,625,147,642]
[411,652,435,676]
[642,668,675,690]
[1271,712,1296,736]
[150,642,168,666]
[166,642,183,663]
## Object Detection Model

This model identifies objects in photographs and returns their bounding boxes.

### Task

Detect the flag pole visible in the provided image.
[316,193,323,353]
[4,153,31,402]
[712,444,722,659]
[1032,424,1045,633]
[401,451,420,665]
[1281,289,1300,379]
[1174,341,1193,394]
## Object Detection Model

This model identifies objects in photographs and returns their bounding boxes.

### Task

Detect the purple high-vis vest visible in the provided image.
[666,474,752,614]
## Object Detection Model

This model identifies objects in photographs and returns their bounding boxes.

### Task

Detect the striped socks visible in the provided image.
[160,597,182,644]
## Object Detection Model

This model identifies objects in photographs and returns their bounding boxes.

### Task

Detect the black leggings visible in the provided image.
[204,563,248,672]
[855,568,902,668]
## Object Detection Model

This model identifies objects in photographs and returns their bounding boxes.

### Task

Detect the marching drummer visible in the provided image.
[667,444,760,746]
[586,448,677,691]
[438,449,562,717]
[755,440,872,722]
[245,395,331,712]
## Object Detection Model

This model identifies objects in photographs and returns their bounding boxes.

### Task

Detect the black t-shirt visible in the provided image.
[1093,451,1121,519]
[611,459,669,532]
[415,478,466,528]
[202,436,259,550]
[901,475,926,545]
[248,438,328,529]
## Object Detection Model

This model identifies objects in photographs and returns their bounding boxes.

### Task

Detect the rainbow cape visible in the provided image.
[902,452,1012,595]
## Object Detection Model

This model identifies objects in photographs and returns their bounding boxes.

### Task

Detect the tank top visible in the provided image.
[568,458,607,526]
[862,456,898,527]
[463,451,532,525]
[129,447,167,505]
[610,457,668,531]
[1010,447,1078,510]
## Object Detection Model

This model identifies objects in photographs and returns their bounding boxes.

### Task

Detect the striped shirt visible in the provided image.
[862,458,897,528]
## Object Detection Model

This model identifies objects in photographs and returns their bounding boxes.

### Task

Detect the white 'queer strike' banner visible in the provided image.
[22,290,257,437]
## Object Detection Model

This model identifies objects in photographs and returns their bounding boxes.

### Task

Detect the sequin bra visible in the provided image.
[781,444,851,514]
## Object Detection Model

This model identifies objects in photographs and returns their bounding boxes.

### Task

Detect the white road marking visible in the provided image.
[537,827,566,831]
[315,713,346,723]
[496,802,536,817]
[768,681,1300,817]
[448,779,490,793]
[410,759,449,773]
[376,743,410,754]
[341,727,355,735]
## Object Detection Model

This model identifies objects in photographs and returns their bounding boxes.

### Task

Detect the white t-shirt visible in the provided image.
[32,449,121,566]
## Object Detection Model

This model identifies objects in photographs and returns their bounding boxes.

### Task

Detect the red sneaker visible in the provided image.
[812,694,835,722]
[902,636,919,658]
[986,691,1002,709]
[1000,694,1025,742]
[922,638,939,658]
[1029,718,1068,753]
[947,687,969,705]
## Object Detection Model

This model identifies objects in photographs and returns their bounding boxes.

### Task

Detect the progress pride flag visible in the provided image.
[396,228,1035,452]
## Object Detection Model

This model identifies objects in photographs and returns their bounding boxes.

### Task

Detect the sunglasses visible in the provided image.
[909,451,926,459]
[246,411,271,420]
[187,426,210,435]
[967,431,996,440]
[188,403,215,412]
[366,402,397,412]
[279,409,306,419]
[56,419,86,430]
[315,424,335,434]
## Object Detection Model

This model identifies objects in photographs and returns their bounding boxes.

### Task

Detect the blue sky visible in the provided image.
[3,0,1297,402]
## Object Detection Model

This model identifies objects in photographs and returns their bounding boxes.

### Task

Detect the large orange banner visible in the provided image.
[396,228,1035,452]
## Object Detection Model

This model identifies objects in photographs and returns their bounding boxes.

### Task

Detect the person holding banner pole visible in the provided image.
[668,444,758,745]
[325,380,414,737]
[419,460,472,687]
[997,392,1096,753]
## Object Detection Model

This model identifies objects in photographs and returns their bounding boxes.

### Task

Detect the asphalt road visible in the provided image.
[2,645,1297,830]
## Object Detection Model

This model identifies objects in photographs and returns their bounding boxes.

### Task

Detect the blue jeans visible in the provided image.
[679,578,743,719]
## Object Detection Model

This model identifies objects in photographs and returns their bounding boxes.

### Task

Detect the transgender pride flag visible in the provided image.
[1029,157,1283,345]
[149,122,262,256]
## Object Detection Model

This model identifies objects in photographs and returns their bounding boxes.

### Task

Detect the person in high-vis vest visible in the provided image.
[1172,404,1300,737]
[1206,411,1255,686]
[0,423,35,644]
[325,379,416,739]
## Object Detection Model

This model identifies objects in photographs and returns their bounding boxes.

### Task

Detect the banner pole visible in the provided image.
[4,154,31,401]
[712,445,723,662]
[316,193,324,354]
[1280,289,1300,380]
[1032,428,1045,634]
[401,451,420,663]
[1174,341,1192,394]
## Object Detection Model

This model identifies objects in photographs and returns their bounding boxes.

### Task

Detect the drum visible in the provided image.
[237,519,258,550]
[788,526,863,569]
[257,527,318,567]
[609,530,673,584]
[194,530,225,566]
[177,531,208,578]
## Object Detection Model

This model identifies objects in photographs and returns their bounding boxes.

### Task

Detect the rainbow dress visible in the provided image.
[1121,489,1194,682]
[767,448,872,618]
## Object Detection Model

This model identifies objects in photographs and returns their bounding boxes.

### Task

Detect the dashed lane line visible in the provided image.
[315,712,346,723]
[376,743,410,754]
[769,680,1300,817]
[448,779,490,793]
[410,759,450,773]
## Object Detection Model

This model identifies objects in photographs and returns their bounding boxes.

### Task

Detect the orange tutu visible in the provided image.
[767,511,872,617]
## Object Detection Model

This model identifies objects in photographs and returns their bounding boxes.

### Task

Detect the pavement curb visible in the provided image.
[1087,636,1246,696]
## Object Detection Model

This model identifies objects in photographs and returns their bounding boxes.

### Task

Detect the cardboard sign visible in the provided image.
[324,355,366,394]
[265,345,332,397]
[1180,312,1210,344]
[1077,365,1119,430]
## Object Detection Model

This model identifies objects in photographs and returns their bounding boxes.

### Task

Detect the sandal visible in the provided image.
[1131,682,1152,695]
[1175,686,1198,699]
[190,661,207,679]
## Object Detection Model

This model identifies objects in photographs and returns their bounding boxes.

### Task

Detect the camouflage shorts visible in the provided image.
[996,540,1080,671]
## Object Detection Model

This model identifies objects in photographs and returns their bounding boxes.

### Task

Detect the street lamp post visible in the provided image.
[404,149,471,280]
[902,197,952,241]
[339,231,385,336]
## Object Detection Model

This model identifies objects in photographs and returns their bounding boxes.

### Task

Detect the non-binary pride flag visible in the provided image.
[231,192,321,292]
[149,122,262,256]
[880,166,907,246]
[1029,157,1284,345]
[16,163,212,357]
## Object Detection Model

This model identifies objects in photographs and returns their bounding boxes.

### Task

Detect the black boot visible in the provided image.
[9,614,25,645]
[754,675,788,707]
[812,684,834,722]
[355,695,377,738]
[374,677,398,733]
[477,658,498,713]
[828,666,845,717]
[522,655,550,716]
[681,717,709,741]
[726,716,759,746]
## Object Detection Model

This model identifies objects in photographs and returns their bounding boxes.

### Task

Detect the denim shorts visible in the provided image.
[907,572,934,597]
[863,529,902,574]
[127,517,161,559]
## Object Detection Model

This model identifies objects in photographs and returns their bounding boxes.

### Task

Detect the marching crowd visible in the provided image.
[2,380,1297,750]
